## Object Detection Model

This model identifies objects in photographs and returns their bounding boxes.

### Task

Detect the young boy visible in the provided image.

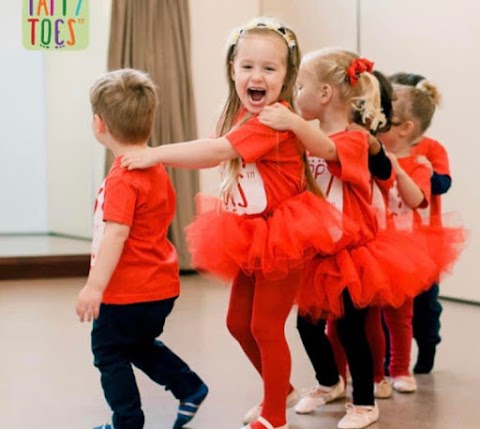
[76,68,208,429]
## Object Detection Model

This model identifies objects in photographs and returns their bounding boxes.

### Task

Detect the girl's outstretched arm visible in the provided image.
[259,103,338,161]
[121,137,240,170]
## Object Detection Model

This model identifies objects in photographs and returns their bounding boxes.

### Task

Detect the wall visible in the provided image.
[0,2,48,233]
[359,0,480,302]
[45,0,111,238]
[2,0,478,303]
[189,0,261,196]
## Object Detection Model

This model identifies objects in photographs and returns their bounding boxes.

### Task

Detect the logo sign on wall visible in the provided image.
[23,0,89,50]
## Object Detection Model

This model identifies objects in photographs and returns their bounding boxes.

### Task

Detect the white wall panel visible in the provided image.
[360,0,480,302]
[190,0,260,196]
[45,0,111,238]
[263,0,358,54]
[0,2,48,233]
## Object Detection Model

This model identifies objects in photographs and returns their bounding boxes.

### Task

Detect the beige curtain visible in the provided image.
[106,0,199,270]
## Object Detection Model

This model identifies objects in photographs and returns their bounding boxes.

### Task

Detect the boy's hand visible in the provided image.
[121,147,158,170]
[76,284,103,322]
[258,103,296,130]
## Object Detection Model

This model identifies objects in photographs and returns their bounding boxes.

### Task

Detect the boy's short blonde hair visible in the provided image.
[90,68,157,144]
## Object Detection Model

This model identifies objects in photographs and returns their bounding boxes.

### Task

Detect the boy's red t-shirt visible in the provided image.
[91,157,180,304]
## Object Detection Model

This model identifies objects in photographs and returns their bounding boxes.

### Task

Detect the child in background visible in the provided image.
[76,69,208,429]
[390,72,452,374]
[258,49,446,429]
[372,81,446,392]
[122,18,357,429]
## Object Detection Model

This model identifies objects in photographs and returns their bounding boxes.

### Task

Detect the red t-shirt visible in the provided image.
[308,130,378,239]
[91,157,180,304]
[224,110,305,215]
[412,136,451,219]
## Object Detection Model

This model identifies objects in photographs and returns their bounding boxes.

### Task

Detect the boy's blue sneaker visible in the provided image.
[172,382,209,429]
[93,424,113,429]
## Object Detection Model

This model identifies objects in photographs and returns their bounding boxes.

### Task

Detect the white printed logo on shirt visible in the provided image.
[387,181,414,231]
[309,156,343,211]
[91,181,106,266]
[223,162,267,215]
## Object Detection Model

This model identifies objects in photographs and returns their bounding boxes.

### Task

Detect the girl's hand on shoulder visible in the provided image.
[258,102,296,131]
[346,123,381,155]
[415,155,433,173]
[121,147,158,170]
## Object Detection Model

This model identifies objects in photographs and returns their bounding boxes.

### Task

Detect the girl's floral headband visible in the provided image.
[346,58,374,86]
[227,19,297,50]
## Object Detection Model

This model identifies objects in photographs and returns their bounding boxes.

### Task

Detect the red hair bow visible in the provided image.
[346,58,374,86]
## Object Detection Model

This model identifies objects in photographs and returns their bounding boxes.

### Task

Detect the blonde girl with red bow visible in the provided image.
[258,48,458,429]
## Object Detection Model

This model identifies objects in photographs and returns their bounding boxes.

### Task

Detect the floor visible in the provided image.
[1,274,479,429]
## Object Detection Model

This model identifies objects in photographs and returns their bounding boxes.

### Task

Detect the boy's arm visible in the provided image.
[259,103,338,161]
[388,153,426,209]
[121,138,240,170]
[76,221,130,322]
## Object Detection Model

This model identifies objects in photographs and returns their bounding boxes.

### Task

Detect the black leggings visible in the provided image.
[297,290,374,405]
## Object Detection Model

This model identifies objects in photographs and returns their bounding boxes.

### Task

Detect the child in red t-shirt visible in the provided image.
[390,72,453,374]
[371,80,460,393]
[76,69,207,429]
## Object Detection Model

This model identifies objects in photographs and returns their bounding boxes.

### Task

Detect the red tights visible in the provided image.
[226,270,301,428]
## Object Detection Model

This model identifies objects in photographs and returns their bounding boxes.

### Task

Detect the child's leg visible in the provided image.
[383,298,414,377]
[413,283,442,373]
[128,299,205,399]
[336,290,374,406]
[365,306,386,383]
[92,304,145,429]
[249,270,301,428]
[326,319,348,383]
[296,315,340,387]
[226,271,263,375]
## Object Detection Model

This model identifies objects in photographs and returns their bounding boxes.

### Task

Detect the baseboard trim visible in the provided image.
[0,254,90,280]
[440,296,480,307]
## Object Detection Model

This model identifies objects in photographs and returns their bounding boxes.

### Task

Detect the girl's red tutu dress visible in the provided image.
[295,131,465,319]
[185,108,358,283]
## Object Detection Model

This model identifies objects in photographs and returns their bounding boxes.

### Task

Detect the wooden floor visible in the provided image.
[1,274,479,429]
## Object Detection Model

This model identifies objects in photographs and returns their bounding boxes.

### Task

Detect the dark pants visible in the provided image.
[413,283,442,347]
[297,290,374,405]
[91,298,204,429]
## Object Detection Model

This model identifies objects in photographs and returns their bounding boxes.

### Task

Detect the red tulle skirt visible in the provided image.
[296,212,466,320]
[185,191,360,281]
[186,193,466,320]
